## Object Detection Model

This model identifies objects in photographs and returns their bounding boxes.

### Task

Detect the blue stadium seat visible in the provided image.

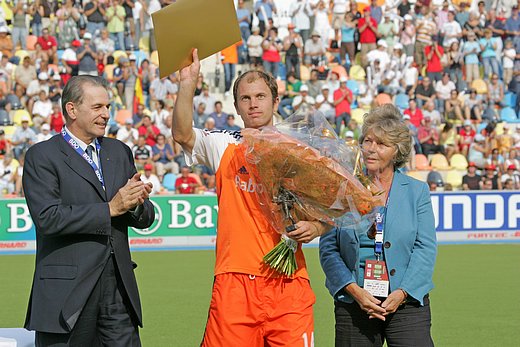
[500,107,518,123]
[346,79,359,95]
[395,93,409,111]
[162,173,177,191]
[502,92,517,108]
[57,49,64,61]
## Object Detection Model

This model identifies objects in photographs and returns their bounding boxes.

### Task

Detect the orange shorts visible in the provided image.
[201,273,315,347]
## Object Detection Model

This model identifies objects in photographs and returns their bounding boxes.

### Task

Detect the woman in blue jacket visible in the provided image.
[320,104,437,346]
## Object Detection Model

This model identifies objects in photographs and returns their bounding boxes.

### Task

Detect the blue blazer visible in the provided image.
[319,170,437,305]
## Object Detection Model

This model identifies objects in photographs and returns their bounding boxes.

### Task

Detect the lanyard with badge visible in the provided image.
[364,183,392,298]
[61,128,105,190]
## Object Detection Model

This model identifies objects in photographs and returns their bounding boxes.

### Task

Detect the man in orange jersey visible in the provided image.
[172,49,330,347]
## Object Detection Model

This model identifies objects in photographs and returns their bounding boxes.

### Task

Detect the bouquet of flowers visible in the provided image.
[240,111,384,276]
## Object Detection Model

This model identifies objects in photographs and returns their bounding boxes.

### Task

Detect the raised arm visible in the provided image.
[172,49,200,154]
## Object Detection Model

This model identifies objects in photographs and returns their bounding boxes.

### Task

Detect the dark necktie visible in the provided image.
[85,145,95,164]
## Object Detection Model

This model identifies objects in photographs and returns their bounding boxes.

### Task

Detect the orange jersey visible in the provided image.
[185,129,308,279]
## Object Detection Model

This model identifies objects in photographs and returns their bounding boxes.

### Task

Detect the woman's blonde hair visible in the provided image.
[359,104,412,169]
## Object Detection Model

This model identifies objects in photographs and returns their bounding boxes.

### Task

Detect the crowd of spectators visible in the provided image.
[1,0,520,197]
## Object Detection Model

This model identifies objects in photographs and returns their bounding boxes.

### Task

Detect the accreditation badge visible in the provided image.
[363,260,389,298]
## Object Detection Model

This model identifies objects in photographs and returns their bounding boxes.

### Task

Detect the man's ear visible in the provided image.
[65,102,77,120]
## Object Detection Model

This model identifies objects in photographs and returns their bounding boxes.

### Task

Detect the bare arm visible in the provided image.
[172,49,200,154]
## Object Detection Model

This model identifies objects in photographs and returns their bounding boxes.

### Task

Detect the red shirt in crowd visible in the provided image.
[138,124,161,147]
[37,35,58,51]
[175,176,199,194]
[404,108,424,128]
[358,17,378,44]
[425,44,444,73]
[333,87,353,116]
[49,112,65,133]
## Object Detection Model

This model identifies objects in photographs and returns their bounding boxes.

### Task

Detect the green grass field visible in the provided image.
[1,245,519,346]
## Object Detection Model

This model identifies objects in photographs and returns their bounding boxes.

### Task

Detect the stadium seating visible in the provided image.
[502,92,517,108]
[471,79,488,95]
[138,37,150,53]
[394,93,409,111]
[13,109,32,126]
[430,153,451,170]
[115,109,132,125]
[112,50,128,64]
[415,154,432,170]
[349,65,366,81]
[346,79,359,96]
[450,153,469,170]
[500,107,518,123]
[162,173,177,191]
[406,170,426,181]
[331,64,348,79]
[14,49,29,61]
[0,110,11,126]
[446,170,464,189]
[350,108,366,125]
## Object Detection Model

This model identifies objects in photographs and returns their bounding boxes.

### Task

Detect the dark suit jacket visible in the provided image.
[23,134,154,334]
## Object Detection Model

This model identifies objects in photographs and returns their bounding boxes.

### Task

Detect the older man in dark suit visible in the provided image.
[23,75,154,346]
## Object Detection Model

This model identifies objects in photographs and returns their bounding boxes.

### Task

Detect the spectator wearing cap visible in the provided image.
[462,162,482,190]
[368,39,391,70]
[400,14,416,57]
[377,13,398,49]
[0,26,13,59]
[304,30,326,67]
[141,163,161,195]
[283,23,304,80]
[468,133,488,169]
[84,0,107,39]
[49,74,63,103]
[404,98,423,128]
[315,84,335,123]
[77,32,98,76]
[117,117,139,148]
[32,90,53,125]
[14,56,37,92]
[292,84,315,113]
[35,123,52,143]
[176,166,202,195]
[333,76,352,135]
[482,163,501,190]
[358,7,378,68]
[61,40,81,83]
[501,164,520,189]
[418,116,444,156]
[36,27,58,64]
[106,0,126,51]
[11,114,37,159]
[457,120,476,156]
[236,0,251,41]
